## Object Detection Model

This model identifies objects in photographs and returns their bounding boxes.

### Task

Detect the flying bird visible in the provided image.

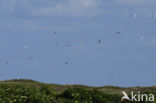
[53,25,62,34]
[140,36,145,40]
[65,62,69,64]
[47,64,54,69]
[5,62,9,65]
[97,39,102,44]
[133,13,137,19]
[90,16,95,19]
[21,46,32,52]
[116,32,120,34]
[53,28,59,34]
[80,42,84,47]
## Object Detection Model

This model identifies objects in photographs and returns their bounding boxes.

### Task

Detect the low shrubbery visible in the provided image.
[57,88,121,103]
[0,83,121,103]
[0,82,155,103]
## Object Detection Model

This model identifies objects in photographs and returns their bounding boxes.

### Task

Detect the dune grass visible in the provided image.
[0,79,155,103]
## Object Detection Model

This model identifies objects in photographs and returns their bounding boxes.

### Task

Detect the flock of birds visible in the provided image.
[3,12,155,70]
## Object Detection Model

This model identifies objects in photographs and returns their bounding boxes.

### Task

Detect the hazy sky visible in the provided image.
[0,0,156,87]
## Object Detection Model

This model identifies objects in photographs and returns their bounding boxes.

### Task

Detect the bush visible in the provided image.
[2,82,154,103]
[57,88,121,103]
[0,84,56,103]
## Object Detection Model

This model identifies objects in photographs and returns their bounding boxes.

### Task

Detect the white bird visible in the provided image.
[47,64,54,69]
[140,36,145,40]
[80,42,84,47]
[121,91,131,101]
[133,13,137,19]
[22,46,32,52]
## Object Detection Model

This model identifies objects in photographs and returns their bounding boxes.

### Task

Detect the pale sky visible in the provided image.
[0,0,156,87]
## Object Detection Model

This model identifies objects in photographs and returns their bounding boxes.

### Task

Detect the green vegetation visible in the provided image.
[0,79,155,103]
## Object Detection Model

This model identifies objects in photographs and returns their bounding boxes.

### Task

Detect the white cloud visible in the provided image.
[31,0,100,17]
[0,0,101,17]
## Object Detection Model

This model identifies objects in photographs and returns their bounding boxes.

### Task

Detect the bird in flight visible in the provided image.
[54,31,57,34]
[53,28,59,34]
[116,32,120,34]
[65,62,69,64]
[90,16,95,19]
[53,25,62,34]
[140,36,145,40]
[47,64,54,69]
[22,46,32,52]
[80,42,84,47]
[133,13,137,19]
[5,62,9,66]
[97,39,102,44]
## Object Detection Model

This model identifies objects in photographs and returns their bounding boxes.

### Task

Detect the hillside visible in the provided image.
[1,79,156,94]
[0,79,156,103]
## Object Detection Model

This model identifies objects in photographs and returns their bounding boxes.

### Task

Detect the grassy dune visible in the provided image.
[0,79,155,103]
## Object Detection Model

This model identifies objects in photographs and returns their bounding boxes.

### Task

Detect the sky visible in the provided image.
[0,0,156,87]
